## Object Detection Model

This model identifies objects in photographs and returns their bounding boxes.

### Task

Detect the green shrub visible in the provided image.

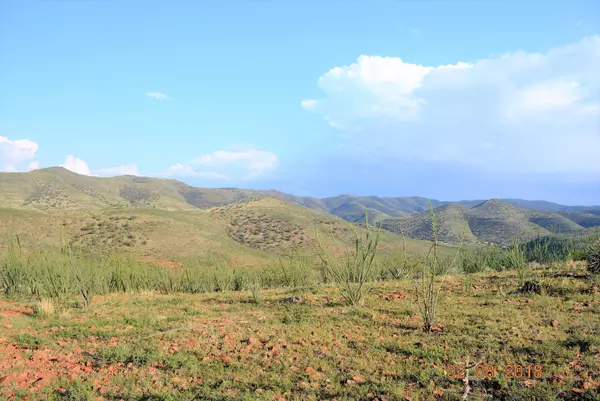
[587,240,600,275]
[505,236,528,286]
[413,202,462,332]
[380,234,420,280]
[276,251,315,288]
[315,214,381,306]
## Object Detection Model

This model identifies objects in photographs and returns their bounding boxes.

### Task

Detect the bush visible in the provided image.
[380,235,420,280]
[249,274,263,304]
[523,235,573,264]
[505,236,528,286]
[276,251,315,288]
[413,202,462,332]
[587,240,600,275]
[315,214,381,306]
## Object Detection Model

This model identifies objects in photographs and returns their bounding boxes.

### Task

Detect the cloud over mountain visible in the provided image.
[302,36,600,177]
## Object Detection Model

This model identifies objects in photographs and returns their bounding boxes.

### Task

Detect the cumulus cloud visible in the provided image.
[0,136,39,172]
[302,36,600,176]
[163,147,278,180]
[144,92,171,100]
[95,164,139,177]
[60,155,91,176]
[163,164,230,180]
[301,99,319,110]
[28,161,40,171]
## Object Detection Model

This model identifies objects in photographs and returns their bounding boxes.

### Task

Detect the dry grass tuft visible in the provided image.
[34,298,55,318]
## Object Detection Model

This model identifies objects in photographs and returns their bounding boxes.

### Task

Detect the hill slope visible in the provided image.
[0,167,300,212]
[380,199,589,246]
[380,204,478,244]
[0,195,442,263]
[0,168,597,248]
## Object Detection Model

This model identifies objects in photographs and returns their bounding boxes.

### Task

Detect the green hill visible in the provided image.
[380,203,477,244]
[295,196,600,230]
[0,168,597,251]
[0,169,446,262]
[381,199,589,246]
[555,210,600,228]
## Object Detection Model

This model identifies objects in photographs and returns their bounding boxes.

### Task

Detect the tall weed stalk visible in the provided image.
[413,202,463,332]
[315,214,381,306]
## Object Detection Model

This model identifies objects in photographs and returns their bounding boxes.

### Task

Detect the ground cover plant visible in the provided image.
[1,211,599,400]
[1,262,598,400]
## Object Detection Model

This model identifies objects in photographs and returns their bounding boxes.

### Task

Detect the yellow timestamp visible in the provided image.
[446,363,543,380]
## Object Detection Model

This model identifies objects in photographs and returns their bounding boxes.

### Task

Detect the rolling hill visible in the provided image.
[0,168,443,261]
[286,195,600,229]
[0,167,598,251]
[380,203,477,244]
[380,199,592,246]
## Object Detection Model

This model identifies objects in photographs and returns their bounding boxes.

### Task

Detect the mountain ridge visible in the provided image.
[1,168,598,248]
[381,199,594,246]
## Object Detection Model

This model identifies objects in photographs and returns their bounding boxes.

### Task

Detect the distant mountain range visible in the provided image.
[0,167,598,247]
[379,200,599,246]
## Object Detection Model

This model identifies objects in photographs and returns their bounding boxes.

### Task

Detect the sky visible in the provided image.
[1,0,599,205]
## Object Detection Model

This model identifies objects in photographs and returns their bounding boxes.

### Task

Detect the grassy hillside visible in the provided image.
[381,200,590,246]
[0,194,445,266]
[1,168,597,250]
[296,195,600,230]
[0,167,287,212]
[2,171,599,401]
[381,203,478,244]
[556,211,600,228]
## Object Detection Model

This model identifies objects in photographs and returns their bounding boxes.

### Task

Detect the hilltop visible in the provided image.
[0,169,443,261]
[380,199,593,246]
[0,168,598,250]
[0,167,281,211]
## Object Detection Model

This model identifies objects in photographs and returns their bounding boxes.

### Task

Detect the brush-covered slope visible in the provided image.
[307,197,600,228]
[380,203,478,244]
[0,195,445,263]
[555,210,600,228]
[0,167,293,212]
[381,199,588,246]
[318,195,446,221]
[0,167,194,210]
[466,199,580,244]
[1,168,596,249]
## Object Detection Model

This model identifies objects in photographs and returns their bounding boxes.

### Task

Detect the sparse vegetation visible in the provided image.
[1,169,599,400]
[506,235,528,286]
[380,232,421,280]
[413,202,462,332]
[1,257,597,400]
[315,215,381,306]
[33,298,55,318]
[587,239,600,274]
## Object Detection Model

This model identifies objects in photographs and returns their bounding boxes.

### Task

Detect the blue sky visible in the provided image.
[1,0,599,205]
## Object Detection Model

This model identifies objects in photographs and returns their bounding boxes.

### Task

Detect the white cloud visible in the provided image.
[60,155,91,176]
[193,148,278,172]
[578,103,600,116]
[0,136,39,172]
[144,92,171,100]
[163,147,278,180]
[510,79,582,114]
[303,36,600,175]
[301,99,319,110]
[163,164,230,180]
[94,164,139,177]
[28,161,40,170]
